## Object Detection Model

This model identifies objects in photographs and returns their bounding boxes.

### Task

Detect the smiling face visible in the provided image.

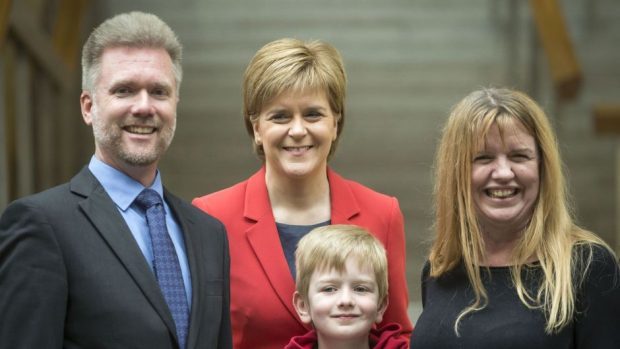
[293,258,387,348]
[252,89,338,180]
[472,121,540,237]
[80,46,178,172]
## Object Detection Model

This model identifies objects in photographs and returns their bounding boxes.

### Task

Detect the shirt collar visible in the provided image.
[88,156,164,211]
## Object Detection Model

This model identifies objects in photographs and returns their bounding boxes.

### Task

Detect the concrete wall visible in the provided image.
[85,0,620,322]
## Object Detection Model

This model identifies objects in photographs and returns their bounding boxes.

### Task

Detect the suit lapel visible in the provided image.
[242,167,361,329]
[71,167,178,341]
[243,168,302,326]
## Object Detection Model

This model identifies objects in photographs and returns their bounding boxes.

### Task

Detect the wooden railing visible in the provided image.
[529,0,582,100]
[594,105,620,135]
[528,0,620,252]
[0,0,90,209]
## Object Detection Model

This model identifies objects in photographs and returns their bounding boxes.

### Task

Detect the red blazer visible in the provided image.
[193,167,412,349]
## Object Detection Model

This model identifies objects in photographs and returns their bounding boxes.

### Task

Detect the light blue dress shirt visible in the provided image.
[88,156,192,306]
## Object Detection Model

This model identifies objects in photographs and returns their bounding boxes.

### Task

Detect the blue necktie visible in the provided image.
[135,189,189,349]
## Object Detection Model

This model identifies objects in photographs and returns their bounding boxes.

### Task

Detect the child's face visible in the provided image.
[293,258,387,346]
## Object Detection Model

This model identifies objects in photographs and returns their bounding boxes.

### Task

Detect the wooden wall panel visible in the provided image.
[14,49,34,197]
[9,0,71,90]
[0,0,10,48]
[593,104,620,135]
[53,0,88,70]
[0,42,6,207]
[0,0,91,205]
[2,39,16,203]
[33,76,57,190]
[617,150,620,254]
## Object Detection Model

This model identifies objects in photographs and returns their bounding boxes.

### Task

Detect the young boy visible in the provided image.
[286,225,408,349]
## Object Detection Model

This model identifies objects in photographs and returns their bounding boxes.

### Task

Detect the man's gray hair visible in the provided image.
[81,11,182,91]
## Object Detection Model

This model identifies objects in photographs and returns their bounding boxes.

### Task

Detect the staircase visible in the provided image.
[95,0,620,323]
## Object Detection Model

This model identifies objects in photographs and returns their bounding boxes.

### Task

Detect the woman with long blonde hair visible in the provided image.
[410,88,620,348]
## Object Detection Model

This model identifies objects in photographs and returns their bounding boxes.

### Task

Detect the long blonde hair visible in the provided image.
[430,87,610,334]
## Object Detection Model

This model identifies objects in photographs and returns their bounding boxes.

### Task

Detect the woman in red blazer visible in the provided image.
[193,38,412,349]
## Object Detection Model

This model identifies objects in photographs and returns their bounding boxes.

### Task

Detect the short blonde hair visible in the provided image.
[295,225,388,306]
[431,87,610,334]
[242,38,347,159]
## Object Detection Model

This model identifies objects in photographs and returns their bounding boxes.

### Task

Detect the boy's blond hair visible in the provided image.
[295,225,388,306]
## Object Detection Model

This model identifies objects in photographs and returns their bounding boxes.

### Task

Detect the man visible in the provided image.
[0,12,231,348]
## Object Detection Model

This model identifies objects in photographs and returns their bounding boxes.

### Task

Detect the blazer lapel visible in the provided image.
[241,167,361,329]
[71,167,178,340]
[327,167,360,224]
[164,191,201,349]
[243,168,302,326]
